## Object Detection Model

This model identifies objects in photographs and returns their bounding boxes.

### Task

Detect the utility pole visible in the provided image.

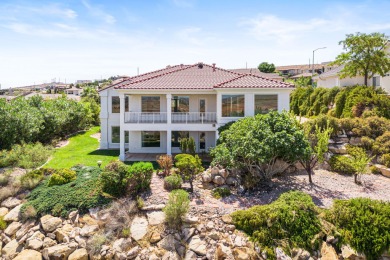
[312,47,326,76]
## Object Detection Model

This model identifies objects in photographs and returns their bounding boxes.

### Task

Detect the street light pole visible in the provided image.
[312,47,327,76]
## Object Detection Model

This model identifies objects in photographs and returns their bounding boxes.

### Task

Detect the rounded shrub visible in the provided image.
[212,187,231,199]
[329,155,355,174]
[100,161,129,197]
[379,153,390,168]
[0,216,7,230]
[20,169,45,190]
[369,165,381,175]
[163,189,190,227]
[128,162,154,194]
[48,169,76,186]
[164,174,182,191]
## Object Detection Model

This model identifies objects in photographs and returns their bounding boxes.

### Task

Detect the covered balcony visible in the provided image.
[124,112,216,124]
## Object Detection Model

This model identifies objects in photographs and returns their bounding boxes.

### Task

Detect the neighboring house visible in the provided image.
[313,65,390,93]
[99,62,294,161]
[276,62,333,77]
[229,68,284,81]
[76,80,92,84]
[65,87,83,96]
[290,72,313,79]
[24,93,81,101]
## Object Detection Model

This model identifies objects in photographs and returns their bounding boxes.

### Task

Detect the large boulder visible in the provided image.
[3,204,22,222]
[147,211,165,226]
[79,224,99,237]
[201,172,212,183]
[1,197,21,209]
[13,249,42,260]
[213,175,225,185]
[112,238,132,253]
[321,242,338,260]
[25,231,45,250]
[376,164,390,178]
[42,242,78,260]
[341,244,366,260]
[157,234,177,251]
[68,248,88,260]
[275,247,292,260]
[219,169,229,178]
[188,235,207,256]
[4,221,22,236]
[1,239,23,259]
[130,216,148,241]
[0,207,9,217]
[40,215,62,233]
[215,243,232,259]
[328,144,347,154]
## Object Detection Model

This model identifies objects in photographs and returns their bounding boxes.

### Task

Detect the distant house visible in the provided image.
[24,93,81,101]
[98,62,295,161]
[65,87,83,96]
[229,68,284,81]
[76,80,92,84]
[276,62,334,77]
[313,64,390,93]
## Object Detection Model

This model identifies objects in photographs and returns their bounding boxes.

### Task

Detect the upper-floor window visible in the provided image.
[172,96,189,112]
[255,95,278,115]
[142,96,160,112]
[112,96,129,113]
[373,76,381,87]
[222,95,245,117]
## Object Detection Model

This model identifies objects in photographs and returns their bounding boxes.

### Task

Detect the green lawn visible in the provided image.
[45,127,119,169]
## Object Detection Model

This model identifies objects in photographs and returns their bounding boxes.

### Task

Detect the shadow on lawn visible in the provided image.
[88,149,120,156]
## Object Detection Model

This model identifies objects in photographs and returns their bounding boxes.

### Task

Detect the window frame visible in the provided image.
[141,96,160,113]
[111,126,129,144]
[254,94,278,115]
[141,131,161,147]
[221,94,245,117]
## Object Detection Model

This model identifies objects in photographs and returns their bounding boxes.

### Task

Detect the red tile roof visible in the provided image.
[110,63,294,91]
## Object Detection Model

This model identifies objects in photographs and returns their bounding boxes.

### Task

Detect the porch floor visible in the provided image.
[125,152,212,162]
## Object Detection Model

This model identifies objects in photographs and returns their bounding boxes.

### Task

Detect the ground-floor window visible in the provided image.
[222,95,245,117]
[199,132,206,150]
[111,127,129,143]
[142,131,160,147]
[254,94,278,114]
[172,131,189,147]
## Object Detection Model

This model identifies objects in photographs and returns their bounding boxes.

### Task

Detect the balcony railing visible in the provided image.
[124,112,216,124]
[125,112,167,123]
[171,112,216,124]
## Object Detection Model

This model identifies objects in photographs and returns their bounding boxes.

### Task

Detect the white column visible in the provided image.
[245,93,254,117]
[166,94,172,124]
[99,91,109,149]
[167,130,172,155]
[119,93,125,161]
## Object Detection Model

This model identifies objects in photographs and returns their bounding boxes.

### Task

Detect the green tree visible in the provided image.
[211,111,310,182]
[258,62,276,73]
[299,123,333,183]
[332,32,390,86]
[81,86,100,103]
[347,146,372,184]
[175,154,203,192]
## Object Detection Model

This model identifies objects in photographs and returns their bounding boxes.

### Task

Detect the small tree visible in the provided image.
[163,189,190,227]
[179,138,188,153]
[157,154,173,176]
[258,62,276,73]
[299,123,333,183]
[175,154,203,192]
[179,137,196,154]
[332,32,390,86]
[347,146,372,184]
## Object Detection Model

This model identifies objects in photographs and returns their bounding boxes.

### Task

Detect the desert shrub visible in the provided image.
[157,155,173,176]
[370,165,382,174]
[175,154,203,192]
[48,169,76,186]
[0,142,53,169]
[0,186,17,202]
[352,116,390,139]
[338,117,360,134]
[212,187,231,199]
[164,174,182,191]
[326,198,390,260]
[128,162,154,194]
[0,172,10,186]
[163,189,190,227]
[87,233,107,255]
[379,154,390,168]
[136,196,144,209]
[359,136,374,151]
[22,166,110,217]
[373,131,390,155]
[346,146,372,184]
[100,161,128,197]
[303,114,339,136]
[0,216,7,230]
[20,169,45,190]
[21,205,37,220]
[329,155,355,174]
[231,191,322,258]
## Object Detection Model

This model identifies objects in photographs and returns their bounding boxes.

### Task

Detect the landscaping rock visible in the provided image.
[328,144,347,154]
[215,243,232,259]
[142,204,165,211]
[208,230,220,240]
[80,215,98,226]
[42,242,78,260]
[185,250,198,260]
[127,246,141,259]
[341,244,366,260]
[147,210,165,225]
[68,248,88,260]
[42,237,57,248]
[233,247,250,260]
[188,235,207,256]
[79,224,99,237]
[15,221,36,240]
[130,216,148,241]
[157,234,177,251]
[213,175,225,185]
[25,231,45,250]
[4,221,22,236]
[225,176,237,185]
[113,238,132,253]
[202,172,212,183]
[40,215,62,232]
[0,207,9,217]
[221,214,233,224]
[150,231,162,243]
[276,247,292,260]
[211,166,220,176]
[219,169,229,178]
[1,239,22,259]
[3,204,22,222]
[376,164,390,178]
[321,242,338,260]
[13,249,42,260]
[1,197,21,209]
[182,227,195,241]
[162,251,180,260]
[183,215,198,224]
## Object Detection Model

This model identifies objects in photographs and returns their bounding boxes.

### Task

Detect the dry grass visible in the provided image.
[87,232,107,255]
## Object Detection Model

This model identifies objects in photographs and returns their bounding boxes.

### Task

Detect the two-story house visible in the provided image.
[99,63,294,161]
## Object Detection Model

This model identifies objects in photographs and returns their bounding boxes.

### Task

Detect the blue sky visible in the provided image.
[1,0,390,88]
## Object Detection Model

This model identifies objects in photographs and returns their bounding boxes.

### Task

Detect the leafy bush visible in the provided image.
[212,187,231,199]
[231,191,321,258]
[217,121,236,135]
[370,165,381,174]
[0,216,7,230]
[22,166,111,217]
[373,131,390,155]
[157,155,173,176]
[20,169,46,190]
[21,205,37,220]
[326,198,390,260]
[179,137,196,154]
[351,116,390,139]
[359,136,374,151]
[48,169,76,186]
[0,143,53,169]
[303,114,339,136]
[128,162,154,194]
[0,172,10,186]
[329,155,355,174]
[380,154,390,168]
[100,161,128,197]
[164,174,182,191]
[163,189,190,227]
[175,154,203,192]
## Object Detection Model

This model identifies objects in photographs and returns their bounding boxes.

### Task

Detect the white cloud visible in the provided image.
[81,0,116,24]
[176,27,203,45]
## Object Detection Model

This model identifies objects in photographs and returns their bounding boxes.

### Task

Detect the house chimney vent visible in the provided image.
[180,64,184,68]
[212,63,216,72]
[198,62,203,69]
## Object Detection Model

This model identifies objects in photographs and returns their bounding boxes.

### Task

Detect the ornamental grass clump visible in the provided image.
[163,189,190,228]
[231,191,322,259]
[163,174,182,191]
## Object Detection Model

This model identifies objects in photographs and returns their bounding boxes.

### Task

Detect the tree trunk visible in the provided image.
[306,161,313,184]
[189,179,193,192]
[354,174,358,184]
[364,72,368,86]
